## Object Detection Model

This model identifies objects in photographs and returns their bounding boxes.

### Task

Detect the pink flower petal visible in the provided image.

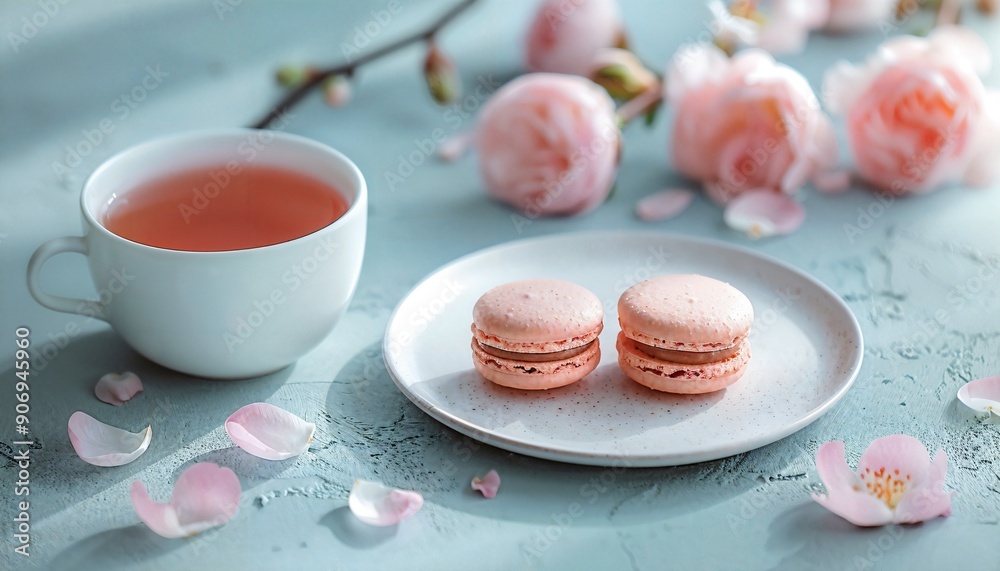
[813,170,852,194]
[348,480,423,526]
[68,411,151,467]
[892,487,954,524]
[812,489,894,527]
[95,371,144,406]
[438,132,472,163]
[635,189,694,222]
[131,463,241,538]
[812,441,894,526]
[857,435,931,492]
[723,190,805,238]
[957,376,1000,416]
[893,450,953,524]
[928,448,948,487]
[471,469,501,499]
[780,154,813,196]
[225,403,315,461]
[815,441,863,493]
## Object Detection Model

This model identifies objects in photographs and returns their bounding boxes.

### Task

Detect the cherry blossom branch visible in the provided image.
[250,0,479,129]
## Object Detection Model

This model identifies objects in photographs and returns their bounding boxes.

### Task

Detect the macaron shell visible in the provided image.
[616,332,750,394]
[472,339,601,390]
[618,274,753,352]
[473,279,604,352]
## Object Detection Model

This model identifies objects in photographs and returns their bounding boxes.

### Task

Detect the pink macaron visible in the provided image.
[471,279,603,390]
[616,274,753,394]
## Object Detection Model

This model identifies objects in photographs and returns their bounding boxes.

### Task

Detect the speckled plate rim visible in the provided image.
[383,230,864,467]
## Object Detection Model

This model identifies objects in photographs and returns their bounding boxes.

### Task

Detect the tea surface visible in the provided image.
[104,164,349,251]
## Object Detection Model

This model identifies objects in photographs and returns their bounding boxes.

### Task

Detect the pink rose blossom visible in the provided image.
[666,43,837,204]
[824,27,1000,195]
[476,73,620,216]
[525,0,624,76]
[813,435,953,527]
[825,0,897,32]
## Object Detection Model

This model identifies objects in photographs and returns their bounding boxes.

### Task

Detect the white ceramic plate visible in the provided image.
[383,231,863,467]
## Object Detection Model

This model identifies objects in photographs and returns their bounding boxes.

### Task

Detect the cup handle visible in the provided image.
[27,236,110,322]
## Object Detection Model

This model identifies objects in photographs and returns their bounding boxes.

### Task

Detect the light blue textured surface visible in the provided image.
[2,1,1000,570]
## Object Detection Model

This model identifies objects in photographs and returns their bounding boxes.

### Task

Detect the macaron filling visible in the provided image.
[632,341,742,366]
[476,339,596,363]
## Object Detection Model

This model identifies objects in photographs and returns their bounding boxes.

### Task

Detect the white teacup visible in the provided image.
[27,129,367,379]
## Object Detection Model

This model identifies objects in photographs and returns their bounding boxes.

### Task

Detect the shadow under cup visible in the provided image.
[27,129,367,379]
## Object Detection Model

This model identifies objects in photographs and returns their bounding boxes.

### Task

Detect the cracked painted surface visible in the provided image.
[1,1,999,570]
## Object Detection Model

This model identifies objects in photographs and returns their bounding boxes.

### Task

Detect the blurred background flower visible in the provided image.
[475,73,620,216]
[524,0,625,76]
[666,43,837,205]
[824,26,1000,195]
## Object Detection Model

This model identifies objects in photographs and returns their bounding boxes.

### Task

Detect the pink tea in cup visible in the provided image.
[104,164,349,252]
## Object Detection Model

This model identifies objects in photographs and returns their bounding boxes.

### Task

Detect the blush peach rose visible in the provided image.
[666,43,838,204]
[824,27,1000,195]
[525,0,624,76]
[476,73,620,216]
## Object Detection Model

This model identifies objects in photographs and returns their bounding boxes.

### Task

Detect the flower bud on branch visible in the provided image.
[251,0,479,129]
[589,48,658,101]
[424,42,461,104]
[276,65,317,88]
[322,75,352,107]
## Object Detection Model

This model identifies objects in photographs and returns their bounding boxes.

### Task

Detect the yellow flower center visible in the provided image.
[860,466,910,509]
